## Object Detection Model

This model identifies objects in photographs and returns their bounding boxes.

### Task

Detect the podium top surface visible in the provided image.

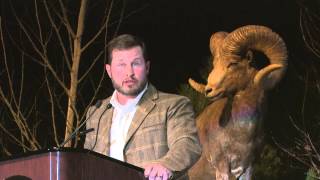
[0,148,146,180]
[0,148,144,172]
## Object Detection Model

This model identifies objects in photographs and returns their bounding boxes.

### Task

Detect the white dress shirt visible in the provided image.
[109,84,148,161]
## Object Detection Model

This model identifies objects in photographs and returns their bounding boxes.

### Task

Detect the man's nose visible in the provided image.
[126,65,134,76]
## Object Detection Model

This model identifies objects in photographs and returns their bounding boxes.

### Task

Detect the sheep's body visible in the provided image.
[189,86,265,180]
[187,25,287,180]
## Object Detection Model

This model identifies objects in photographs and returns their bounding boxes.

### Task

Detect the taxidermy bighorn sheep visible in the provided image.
[187,25,287,180]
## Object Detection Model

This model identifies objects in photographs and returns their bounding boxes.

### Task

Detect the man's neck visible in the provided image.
[116,92,136,105]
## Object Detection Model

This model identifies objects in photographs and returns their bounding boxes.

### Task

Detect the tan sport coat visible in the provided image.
[84,84,201,173]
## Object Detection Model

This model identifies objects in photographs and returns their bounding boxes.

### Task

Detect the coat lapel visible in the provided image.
[95,99,113,155]
[124,84,157,147]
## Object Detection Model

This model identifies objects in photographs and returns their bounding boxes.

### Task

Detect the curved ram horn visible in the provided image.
[253,64,283,88]
[188,78,206,94]
[222,25,288,89]
[209,32,228,56]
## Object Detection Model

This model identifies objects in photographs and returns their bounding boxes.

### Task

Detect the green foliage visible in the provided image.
[178,84,209,115]
[253,144,288,180]
[306,168,320,180]
[178,56,212,115]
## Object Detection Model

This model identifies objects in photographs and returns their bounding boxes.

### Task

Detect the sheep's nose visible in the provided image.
[205,87,212,95]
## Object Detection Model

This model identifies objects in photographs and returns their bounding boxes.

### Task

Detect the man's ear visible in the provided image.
[105,64,112,78]
[146,61,150,75]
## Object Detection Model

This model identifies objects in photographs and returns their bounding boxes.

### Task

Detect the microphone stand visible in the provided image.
[56,100,103,149]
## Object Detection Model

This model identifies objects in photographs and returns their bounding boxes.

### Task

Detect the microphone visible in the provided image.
[57,100,103,149]
[106,103,112,109]
[79,128,95,136]
[90,103,112,151]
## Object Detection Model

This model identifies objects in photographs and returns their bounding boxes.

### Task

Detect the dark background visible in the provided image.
[94,1,320,178]
[118,0,302,92]
[1,0,309,94]
[1,0,319,178]
[115,0,318,146]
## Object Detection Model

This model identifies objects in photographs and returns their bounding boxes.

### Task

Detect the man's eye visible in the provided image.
[132,62,141,66]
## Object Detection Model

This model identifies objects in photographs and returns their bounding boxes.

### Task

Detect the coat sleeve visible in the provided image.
[153,96,202,173]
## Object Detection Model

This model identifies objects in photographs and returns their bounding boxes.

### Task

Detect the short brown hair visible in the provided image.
[107,34,148,64]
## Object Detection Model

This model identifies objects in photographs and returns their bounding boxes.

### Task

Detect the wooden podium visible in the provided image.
[0,148,145,180]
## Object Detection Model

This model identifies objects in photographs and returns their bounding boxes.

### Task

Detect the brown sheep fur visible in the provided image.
[187,25,287,180]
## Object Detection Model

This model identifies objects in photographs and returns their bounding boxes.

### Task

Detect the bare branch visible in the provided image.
[34,0,44,45]
[78,48,104,83]
[58,0,75,37]
[0,119,32,151]
[273,137,310,167]
[299,5,320,58]
[43,0,72,70]
[1,15,41,151]
[64,0,89,147]
[45,69,60,146]
[81,0,114,52]
[1,0,131,153]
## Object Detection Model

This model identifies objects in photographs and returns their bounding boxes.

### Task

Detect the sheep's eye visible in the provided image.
[227,62,238,68]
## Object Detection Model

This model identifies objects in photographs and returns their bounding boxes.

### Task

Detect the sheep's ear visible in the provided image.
[253,64,283,90]
[246,51,253,62]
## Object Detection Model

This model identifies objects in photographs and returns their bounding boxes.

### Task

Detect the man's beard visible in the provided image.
[111,78,148,96]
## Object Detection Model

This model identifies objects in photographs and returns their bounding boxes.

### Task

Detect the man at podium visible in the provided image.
[84,34,201,180]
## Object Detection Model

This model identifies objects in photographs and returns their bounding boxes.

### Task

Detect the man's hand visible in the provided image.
[142,163,173,180]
